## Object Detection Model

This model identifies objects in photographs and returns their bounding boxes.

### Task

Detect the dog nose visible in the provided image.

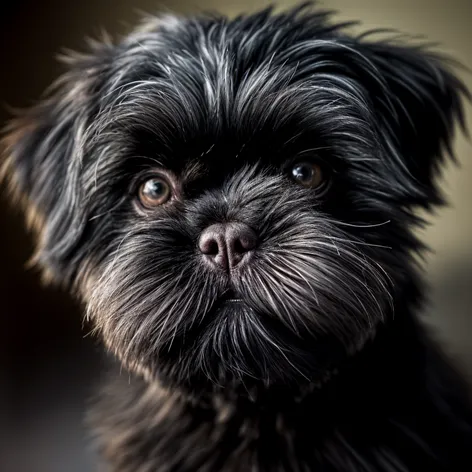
[199,223,257,271]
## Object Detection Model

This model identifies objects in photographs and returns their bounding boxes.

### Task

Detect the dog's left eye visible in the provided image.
[291,162,325,189]
[138,177,171,208]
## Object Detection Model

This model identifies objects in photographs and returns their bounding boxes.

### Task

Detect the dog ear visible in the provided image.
[358,40,469,210]
[1,39,115,283]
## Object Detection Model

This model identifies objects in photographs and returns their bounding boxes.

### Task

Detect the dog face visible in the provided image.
[2,6,467,393]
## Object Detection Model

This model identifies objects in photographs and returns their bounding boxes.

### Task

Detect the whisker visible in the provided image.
[334,220,391,228]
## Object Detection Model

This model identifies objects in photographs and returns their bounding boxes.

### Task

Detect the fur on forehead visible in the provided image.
[1,2,468,283]
[43,5,469,196]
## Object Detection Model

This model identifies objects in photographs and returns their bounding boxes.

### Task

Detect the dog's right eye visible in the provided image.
[138,177,171,208]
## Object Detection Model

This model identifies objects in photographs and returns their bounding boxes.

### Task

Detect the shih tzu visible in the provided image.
[2,3,472,471]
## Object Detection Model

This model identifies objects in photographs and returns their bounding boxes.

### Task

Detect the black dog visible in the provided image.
[2,3,472,471]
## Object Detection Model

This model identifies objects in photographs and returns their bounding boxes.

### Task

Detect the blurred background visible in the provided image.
[0,1,471,471]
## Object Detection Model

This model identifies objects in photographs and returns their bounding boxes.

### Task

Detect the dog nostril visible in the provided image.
[233,239,245,254]
[227,226,257,255]
[200,237,220,256]
[199,223,257,270]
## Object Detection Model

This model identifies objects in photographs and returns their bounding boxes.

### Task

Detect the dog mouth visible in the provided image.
[211,289,245,312]
[223,292,243,304]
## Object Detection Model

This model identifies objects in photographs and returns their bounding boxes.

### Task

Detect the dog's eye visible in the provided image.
[291,162,325,189]
[138,177,171,208]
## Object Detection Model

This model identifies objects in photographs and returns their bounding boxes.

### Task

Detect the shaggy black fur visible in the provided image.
[2,3,472,471]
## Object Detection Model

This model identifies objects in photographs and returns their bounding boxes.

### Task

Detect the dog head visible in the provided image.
[2,5,467,395]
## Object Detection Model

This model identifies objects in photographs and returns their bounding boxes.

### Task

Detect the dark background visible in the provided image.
[1,1,471,471]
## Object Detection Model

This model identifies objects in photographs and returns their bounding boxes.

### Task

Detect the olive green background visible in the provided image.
[0,1,471,471]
